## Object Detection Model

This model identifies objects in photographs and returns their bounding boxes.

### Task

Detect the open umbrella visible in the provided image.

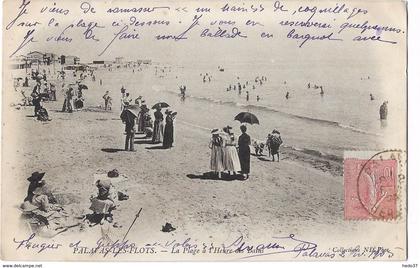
[120,105,140,122]
[234,112,259,125]
[152,102,170,109]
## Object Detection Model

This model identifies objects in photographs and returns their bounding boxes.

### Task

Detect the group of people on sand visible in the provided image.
[119,92,176,151]
[27,70,57,121]
[62,81,85,113]
[209,125,251,179]
[151,105,177,148]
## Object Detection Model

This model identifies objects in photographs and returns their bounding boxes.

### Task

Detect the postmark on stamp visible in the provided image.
[344,150,406,220]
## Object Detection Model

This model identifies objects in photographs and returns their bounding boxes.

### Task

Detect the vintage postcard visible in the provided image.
[1,0,407,261]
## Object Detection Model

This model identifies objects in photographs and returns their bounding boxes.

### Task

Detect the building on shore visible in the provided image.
[60,55,80,65]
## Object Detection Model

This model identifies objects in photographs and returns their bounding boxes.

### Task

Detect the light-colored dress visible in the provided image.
[222,133,241,172]
[209,136,224,172]
[152,111,164,143]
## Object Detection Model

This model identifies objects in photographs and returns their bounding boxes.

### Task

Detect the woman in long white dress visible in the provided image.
[222,126,241,175]
[209,130,224,179]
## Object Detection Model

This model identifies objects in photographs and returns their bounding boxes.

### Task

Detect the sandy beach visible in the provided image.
[1,65,405,261]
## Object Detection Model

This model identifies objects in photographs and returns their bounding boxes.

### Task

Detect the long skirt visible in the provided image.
[152,121,164,143]
[210,146,224,172]
[138,113,145,132]
[238,146,250,174]
[162,124,174,148]
[223,145,241,172]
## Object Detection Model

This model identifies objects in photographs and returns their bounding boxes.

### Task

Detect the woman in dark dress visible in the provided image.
[163,110,174,148]
[238,125,251,179]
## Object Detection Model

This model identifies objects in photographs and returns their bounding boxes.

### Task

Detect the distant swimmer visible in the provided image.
[246,91,249,101]
[285,92,290,99]
[257,95,260,102]
[379,101,388,120]
[370,93,375,101]
[307,83,311,89]
[320,86,324,96]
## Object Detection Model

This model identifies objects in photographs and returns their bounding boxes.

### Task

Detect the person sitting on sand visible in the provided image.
[89,179,116,225]
[24,172,58,212]
[209,129,224,179]
[238,125,251,179]
[267,130,283,162]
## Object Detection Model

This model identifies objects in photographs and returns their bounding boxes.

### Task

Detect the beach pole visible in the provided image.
[122,207,142,242]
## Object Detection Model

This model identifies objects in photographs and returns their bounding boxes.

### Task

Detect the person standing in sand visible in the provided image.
[123,112,136,152]
[379,101,388,120]
[152,106,164,143]
[238,125,251,179]
[138,100,147,133]
[103,91,111,110]
[209,130,224,179]
[163,110,175,149]
[222,126,241,175]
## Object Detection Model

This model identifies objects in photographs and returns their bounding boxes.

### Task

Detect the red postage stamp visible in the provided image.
[344,157,398,220]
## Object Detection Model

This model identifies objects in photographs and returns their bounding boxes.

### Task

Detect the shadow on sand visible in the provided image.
[187,172,245,181]
[257,156,272,162]
[134,139,155,145]
[101,148,125,153]
[145,145,167,150]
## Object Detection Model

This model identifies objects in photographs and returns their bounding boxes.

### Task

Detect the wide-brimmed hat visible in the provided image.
[27,172,45,182]
[165,110,172,115]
